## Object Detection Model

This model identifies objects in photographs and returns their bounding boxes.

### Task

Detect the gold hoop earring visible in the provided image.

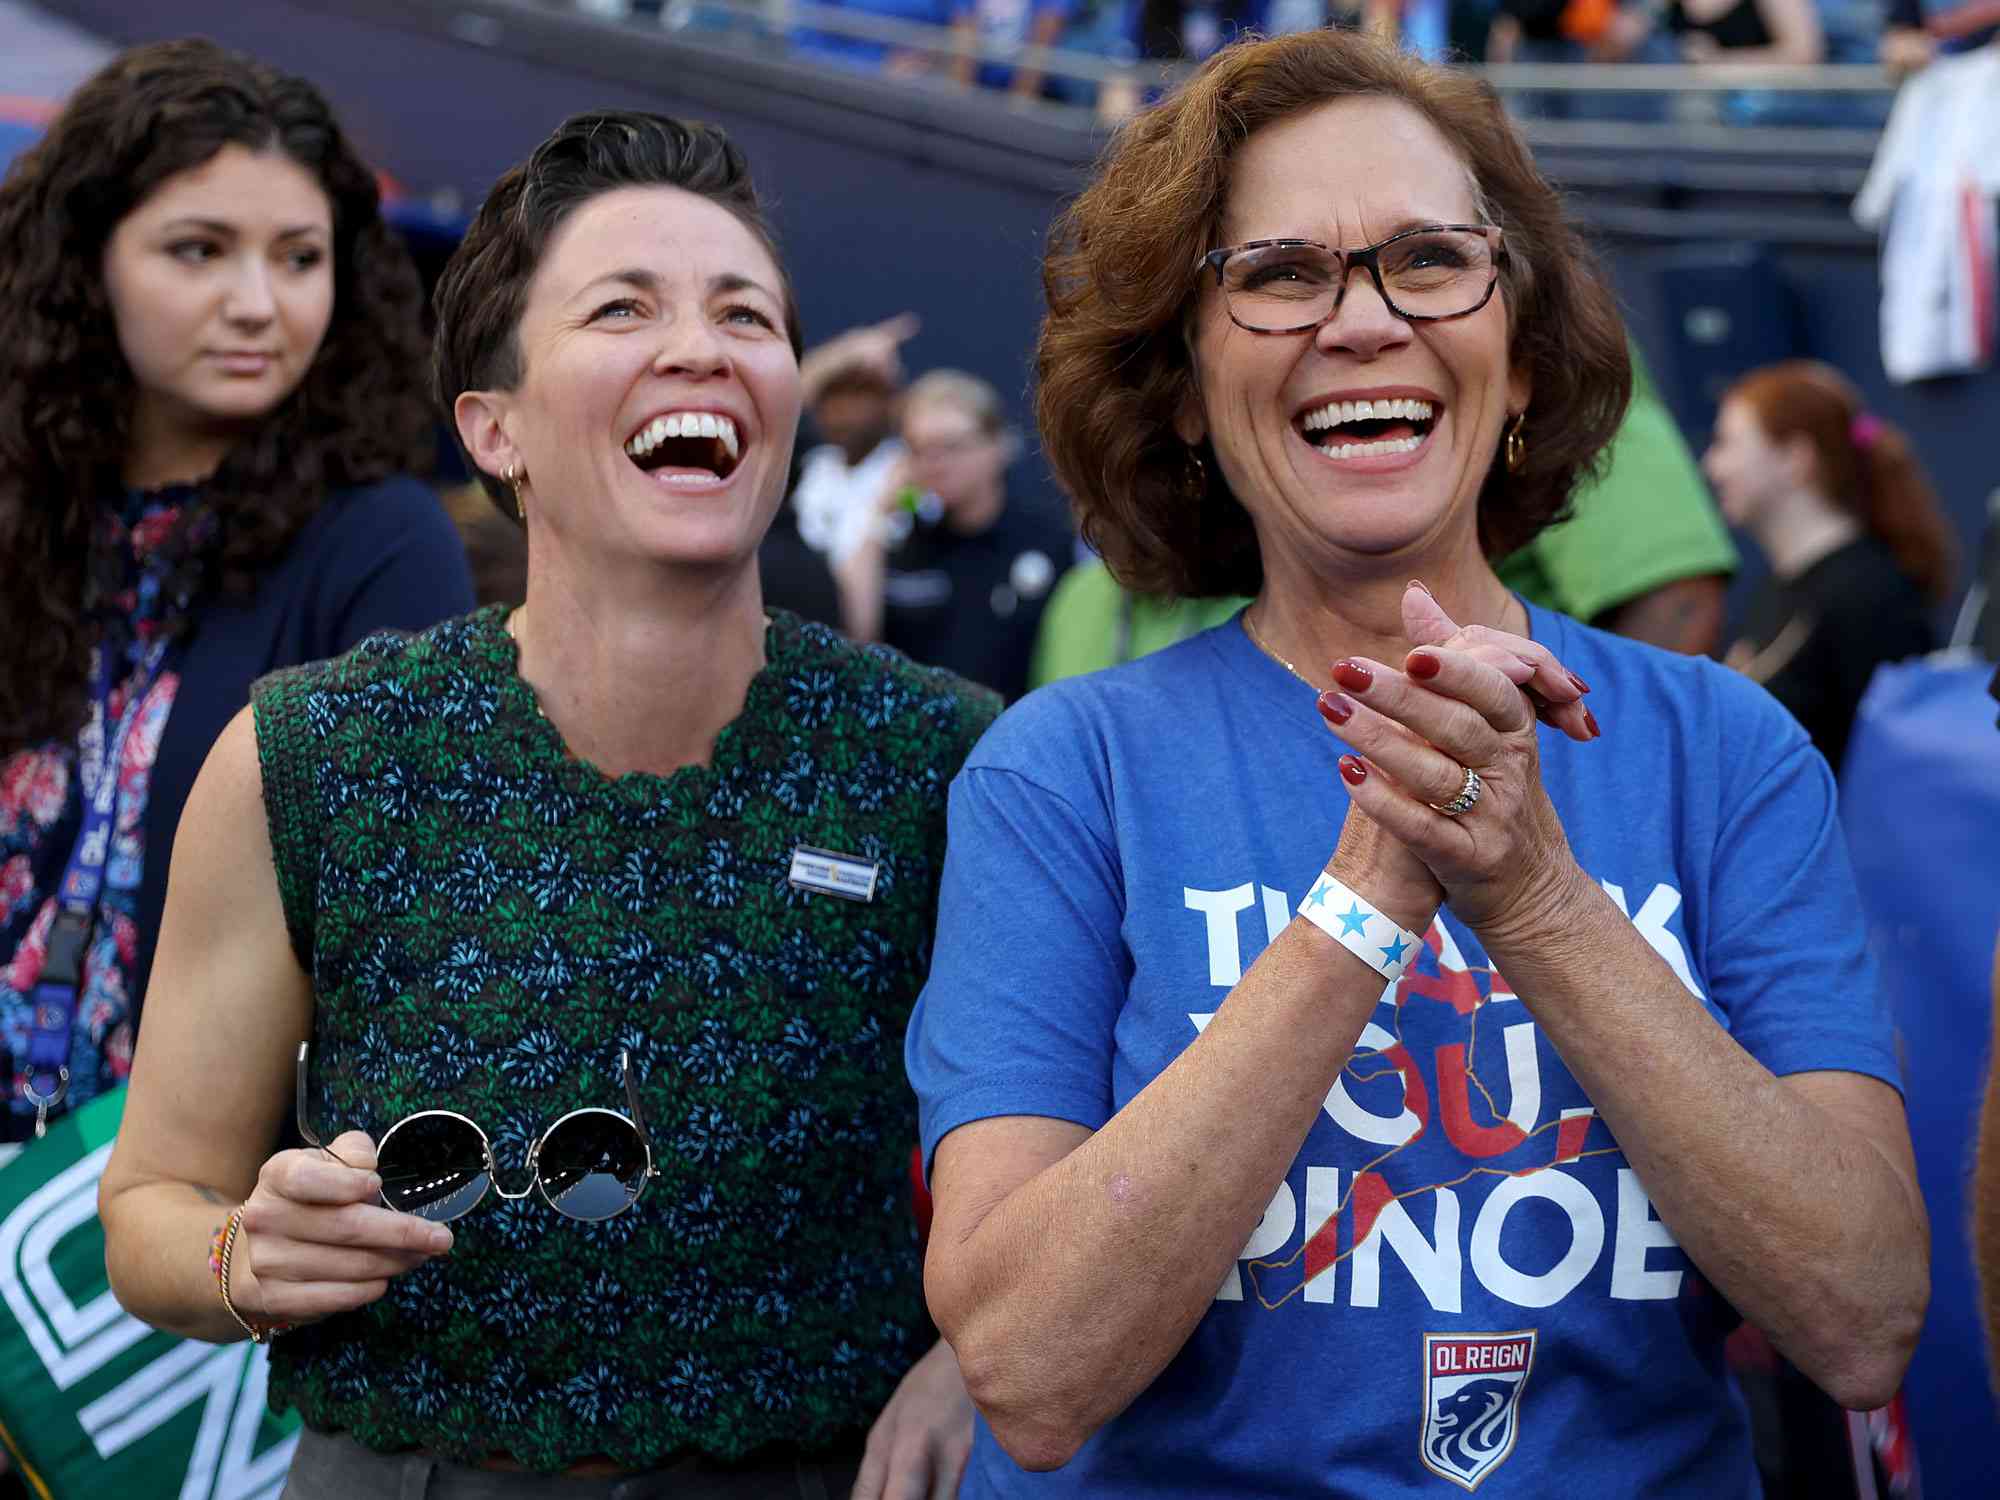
[504,463,526,522]
[1504,413,1528,475]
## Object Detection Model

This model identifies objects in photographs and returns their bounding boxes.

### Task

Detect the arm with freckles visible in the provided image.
[99,710,451,1341]
[1472,892,1924,1409]
[926,844,1432,1472]
[1331,585,1928,1410]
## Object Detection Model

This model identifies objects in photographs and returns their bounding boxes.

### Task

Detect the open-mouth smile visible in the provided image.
[622,409,744,486]
[1295,393,1440,463]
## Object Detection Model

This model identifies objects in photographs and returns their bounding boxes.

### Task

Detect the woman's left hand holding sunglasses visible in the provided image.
[1316,581,1599,937]
[233,1130,455,1327]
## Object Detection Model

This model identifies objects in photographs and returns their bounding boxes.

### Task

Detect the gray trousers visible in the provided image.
[280,1429,862,1500]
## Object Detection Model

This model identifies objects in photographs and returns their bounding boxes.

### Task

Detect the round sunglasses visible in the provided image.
[295,1042,661,1223]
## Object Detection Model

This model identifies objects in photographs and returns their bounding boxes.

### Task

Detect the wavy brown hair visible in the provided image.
[0,39,432,754]
[1035,29,1632,599]
[1724,361,1955,604]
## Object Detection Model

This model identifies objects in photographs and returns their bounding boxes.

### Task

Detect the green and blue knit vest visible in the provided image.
[251,606,998,1471]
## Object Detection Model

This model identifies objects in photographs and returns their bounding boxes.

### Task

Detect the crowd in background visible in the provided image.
[0,7,1994,1500]
[584,0,2000,119]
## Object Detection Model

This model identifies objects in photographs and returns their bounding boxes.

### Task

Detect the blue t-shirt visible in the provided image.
[907,603,1900,1498]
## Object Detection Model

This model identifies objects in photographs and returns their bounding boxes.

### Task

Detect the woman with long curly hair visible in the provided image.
[0,39,472,1144]
[1705,359,1955,772]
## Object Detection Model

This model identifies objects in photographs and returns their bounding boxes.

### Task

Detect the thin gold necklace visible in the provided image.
[1245,591,1531,689]
[1242,608,1317,689]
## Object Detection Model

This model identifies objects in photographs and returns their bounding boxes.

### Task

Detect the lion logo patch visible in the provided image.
[1420,1331,1536,1490]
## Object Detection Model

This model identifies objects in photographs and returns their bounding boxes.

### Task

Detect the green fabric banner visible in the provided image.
[0,1089,299,1499]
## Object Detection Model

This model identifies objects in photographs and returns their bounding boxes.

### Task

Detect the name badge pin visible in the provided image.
[787,846,880,902]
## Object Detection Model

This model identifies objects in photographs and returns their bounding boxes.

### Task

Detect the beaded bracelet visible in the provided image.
[210,1206,293,1344]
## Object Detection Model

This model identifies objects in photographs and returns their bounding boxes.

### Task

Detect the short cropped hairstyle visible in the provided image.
[433,111,802,520]
[1035,29,1632,599]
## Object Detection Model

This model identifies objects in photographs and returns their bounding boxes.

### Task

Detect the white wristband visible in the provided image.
[1297,873,1425,983]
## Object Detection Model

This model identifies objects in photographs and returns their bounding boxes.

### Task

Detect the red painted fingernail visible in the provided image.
[1584,706,1601,737]
[1339,755,1368,785]
[1317,691,1354,725]
[1331,659,1373,692]
[1406,651,1441,680]
[1569,672,1591,695]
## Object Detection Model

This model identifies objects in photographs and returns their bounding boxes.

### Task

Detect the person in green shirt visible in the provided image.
[1030,343,1735,686]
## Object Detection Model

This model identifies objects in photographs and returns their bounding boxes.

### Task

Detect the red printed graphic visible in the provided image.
[1248,922,1617,1308]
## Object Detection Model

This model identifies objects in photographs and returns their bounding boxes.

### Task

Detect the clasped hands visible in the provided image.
[1322,581,1600,937]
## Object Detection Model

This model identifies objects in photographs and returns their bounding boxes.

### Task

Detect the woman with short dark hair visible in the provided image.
[0,38,470,1143]
[101,110,988,1497]
[909,29,1926,1496]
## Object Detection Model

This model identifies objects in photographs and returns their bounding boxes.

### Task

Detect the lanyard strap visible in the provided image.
[23,635,172,1131]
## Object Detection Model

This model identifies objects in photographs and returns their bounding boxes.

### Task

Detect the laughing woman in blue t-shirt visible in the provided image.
[906,28,1928,1499]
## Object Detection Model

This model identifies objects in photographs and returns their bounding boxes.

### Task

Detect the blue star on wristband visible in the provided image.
[1296,872,1424,985]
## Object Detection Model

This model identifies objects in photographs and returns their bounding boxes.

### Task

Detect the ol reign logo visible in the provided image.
[1420,1330,1536,1490]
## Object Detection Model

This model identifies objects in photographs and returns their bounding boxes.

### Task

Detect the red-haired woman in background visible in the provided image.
[1704,360,1955,773]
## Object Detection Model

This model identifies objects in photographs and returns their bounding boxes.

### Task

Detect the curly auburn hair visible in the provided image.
[433,110,802,523]
[1723,361,1955,604]
[1035,29,1633,600]
[0,39,432,755]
